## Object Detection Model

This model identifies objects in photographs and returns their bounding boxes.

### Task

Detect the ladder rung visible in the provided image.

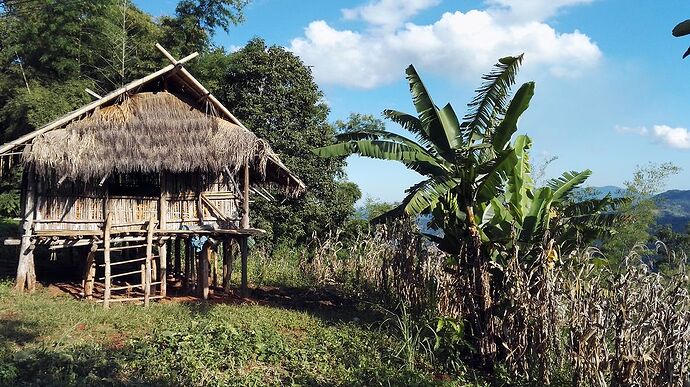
[96,295,164,303]
[99,257,146,267]
[111,281,161,291]
[98,255,159,268]
[97,244,148,252]
[99,269,145,280]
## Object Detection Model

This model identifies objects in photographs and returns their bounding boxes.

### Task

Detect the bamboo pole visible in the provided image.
[144,217,154,307]
[103,213,112,308]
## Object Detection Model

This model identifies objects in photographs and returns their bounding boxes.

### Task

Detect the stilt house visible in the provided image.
[0,45,305,306]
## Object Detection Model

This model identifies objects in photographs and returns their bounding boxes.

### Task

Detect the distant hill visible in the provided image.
[655,190,690,232]
[582,186,690,232]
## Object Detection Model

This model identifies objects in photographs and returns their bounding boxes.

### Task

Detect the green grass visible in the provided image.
[0,280,470,386]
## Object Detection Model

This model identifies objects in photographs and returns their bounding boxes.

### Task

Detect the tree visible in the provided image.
[216,38,359,245]
[603,162,681,257]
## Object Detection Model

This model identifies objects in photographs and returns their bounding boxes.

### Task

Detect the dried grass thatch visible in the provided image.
[25,92,304,194]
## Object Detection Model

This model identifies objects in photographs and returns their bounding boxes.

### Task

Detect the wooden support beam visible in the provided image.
[15,167,36,292]
[222,239,233,292]
[144,217,154,307]
[82,242,98,299]
[159,172,168,298]
[174,238,181,278]
[242,163,250,229]
[184,240,191,293]
[103,213,112,308]
[240,237,248,297]
[198,241,210,299]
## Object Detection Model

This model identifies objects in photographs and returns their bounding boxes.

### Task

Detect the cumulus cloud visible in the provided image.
[289,0,601,89]
[615,124,690,150]
[652,125,690,150]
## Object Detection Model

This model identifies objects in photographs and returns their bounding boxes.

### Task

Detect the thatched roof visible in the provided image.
[25,92,304,194]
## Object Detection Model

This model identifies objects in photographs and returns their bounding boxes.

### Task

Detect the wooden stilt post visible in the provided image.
[240,237,248,297]
[199,241,210,299]
[103,213,112,308]
[174,238,181,278]
[212,245,219,288]
[241,163,250,229]
[184,239,191,293]
[144,217,154,307]
[82,242,97,299]
[222,238,233,292]
[158,172,167,298]
[15,167,36,292]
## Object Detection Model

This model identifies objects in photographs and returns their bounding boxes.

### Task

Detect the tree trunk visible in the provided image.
[15,167,36,292]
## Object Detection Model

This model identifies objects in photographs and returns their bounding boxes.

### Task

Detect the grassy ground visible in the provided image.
[0,280,470,386]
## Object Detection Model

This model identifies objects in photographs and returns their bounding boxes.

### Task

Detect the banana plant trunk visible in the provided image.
[465,204,497,370]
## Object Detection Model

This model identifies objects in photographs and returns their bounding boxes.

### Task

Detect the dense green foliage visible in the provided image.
[0,2,357,244]
[216,39,360,244]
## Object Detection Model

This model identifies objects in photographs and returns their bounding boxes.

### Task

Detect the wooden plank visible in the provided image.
[0,51,199,156]
[103,213,112,308]
[145,217,154,307]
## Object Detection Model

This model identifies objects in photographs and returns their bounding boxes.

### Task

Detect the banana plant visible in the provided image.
[314,56,534,255]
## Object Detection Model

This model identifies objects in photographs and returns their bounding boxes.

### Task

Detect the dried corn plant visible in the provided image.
[302,219,457,318]
[302,224,690,385]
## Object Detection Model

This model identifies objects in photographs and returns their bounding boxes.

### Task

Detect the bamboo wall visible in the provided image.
[33,172,242,232]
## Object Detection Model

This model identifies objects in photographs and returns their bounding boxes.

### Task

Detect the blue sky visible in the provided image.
[136,0,690,203]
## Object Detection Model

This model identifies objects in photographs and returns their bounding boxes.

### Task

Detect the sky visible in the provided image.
[135,0,690,203]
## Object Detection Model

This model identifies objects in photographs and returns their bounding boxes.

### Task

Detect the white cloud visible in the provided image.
[614,124,690,150]
[289,0,601,89]
[615,125,648,135]
[652,125,690,150]
[486,0,595,22]
[342,0,440,30]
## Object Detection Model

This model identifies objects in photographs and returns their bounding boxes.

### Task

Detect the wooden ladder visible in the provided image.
[98,215,160,307]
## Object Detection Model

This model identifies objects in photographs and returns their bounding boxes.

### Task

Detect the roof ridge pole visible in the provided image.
[0,51,199,156]
[154,43,250,131]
